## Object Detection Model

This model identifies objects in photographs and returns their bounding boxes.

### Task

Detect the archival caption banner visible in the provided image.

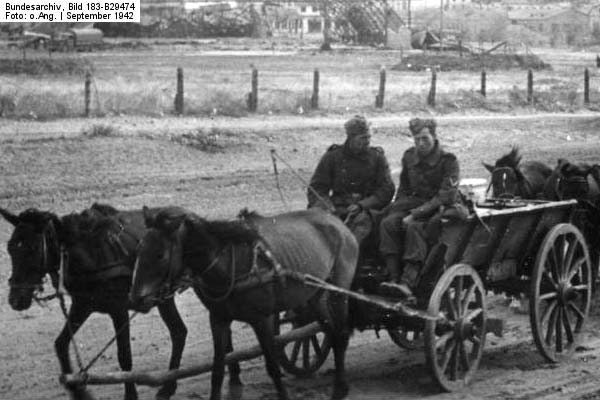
[2,0,140,22]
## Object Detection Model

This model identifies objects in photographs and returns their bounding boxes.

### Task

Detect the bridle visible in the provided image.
[552,172,589,201]
[8,220,61,299]
[488,166,533,199]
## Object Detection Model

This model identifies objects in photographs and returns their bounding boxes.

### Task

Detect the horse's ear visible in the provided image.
[0,208,20,226]
[482,162,494,173]
[143,206,155,228]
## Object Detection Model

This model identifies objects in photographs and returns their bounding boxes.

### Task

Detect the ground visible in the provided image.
[2,113,600,400]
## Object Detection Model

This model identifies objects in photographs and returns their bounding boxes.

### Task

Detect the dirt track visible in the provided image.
[2,113,600,400]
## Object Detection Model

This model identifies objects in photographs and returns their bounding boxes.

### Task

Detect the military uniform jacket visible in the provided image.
[392,142,462,220]
[308,143,395,212]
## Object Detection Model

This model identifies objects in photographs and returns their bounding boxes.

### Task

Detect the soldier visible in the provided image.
[379,118,467,298]
[307,115,395,242]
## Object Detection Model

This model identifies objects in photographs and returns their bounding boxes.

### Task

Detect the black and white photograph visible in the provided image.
[2,0,600,399]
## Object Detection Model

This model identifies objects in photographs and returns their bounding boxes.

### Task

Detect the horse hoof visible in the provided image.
[331,384,349,400]
[69,386,97,400]
[155,387,175,400]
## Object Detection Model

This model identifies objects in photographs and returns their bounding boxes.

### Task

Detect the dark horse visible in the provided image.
[0,204,207,400]
[542,159,600,203]
[129,207,358,400]
[542,159,600,284]
[483,146,552,199]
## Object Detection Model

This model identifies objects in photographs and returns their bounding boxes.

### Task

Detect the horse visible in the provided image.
[541,159,600,284]
[0,204,212,400]
[542,159,600,203]
[129,207,359,400]
[483,146,553,199]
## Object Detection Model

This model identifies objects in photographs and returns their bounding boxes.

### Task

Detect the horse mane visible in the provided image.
[238,207,262,221]
[17,209,60,232]
[204,219,261,245]
[91,203,119,216]
[495,146,522,168]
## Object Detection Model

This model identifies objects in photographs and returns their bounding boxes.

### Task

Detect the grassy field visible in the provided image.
[0,39,599,119]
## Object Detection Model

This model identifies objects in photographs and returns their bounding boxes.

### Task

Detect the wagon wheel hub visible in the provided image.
[558,282,577,304]
[455,317,474,340]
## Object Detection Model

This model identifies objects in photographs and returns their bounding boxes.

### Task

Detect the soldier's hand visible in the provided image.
[347,204,362,216]
[402,214,415,224]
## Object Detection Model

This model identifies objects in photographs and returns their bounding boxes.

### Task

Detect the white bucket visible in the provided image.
[459,178,488,204]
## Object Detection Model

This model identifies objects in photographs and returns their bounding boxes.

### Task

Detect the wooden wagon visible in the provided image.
[64,198,593,393]
[275,198,593,390]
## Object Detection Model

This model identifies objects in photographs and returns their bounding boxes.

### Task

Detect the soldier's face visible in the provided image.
[348,132,371,153]
[413,129,435,156]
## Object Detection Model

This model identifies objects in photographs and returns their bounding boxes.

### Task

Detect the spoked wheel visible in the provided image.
[424,264,486,392]
[530,223,592,363]
[387,327,423,350]
[276,310,331,377]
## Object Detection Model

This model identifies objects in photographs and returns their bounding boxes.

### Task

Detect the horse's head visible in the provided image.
[0,208,60,311]
[483,146,524,199]
[543,159,600,202]
[130,206,194,313]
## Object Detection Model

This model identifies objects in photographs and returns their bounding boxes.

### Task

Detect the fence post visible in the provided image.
[247,67,258,112]
[527,69,533,104]
[375,67,386,108]
[584,68,590,105]
[427,70,437,107]
[311,69,319,109]
[481,69,486,97]
[84,71,91,117]
[174,67,184,115]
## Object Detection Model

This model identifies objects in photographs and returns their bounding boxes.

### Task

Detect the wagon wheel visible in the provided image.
[424,263,486,392]
[276,311,331,377]
[530,223,592,363]
[387,327,423,349]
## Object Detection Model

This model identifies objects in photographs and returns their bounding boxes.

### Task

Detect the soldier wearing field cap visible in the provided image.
[379,118,467,298]
[307,115,394,242]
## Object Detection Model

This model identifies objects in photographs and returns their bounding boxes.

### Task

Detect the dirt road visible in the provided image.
[2,113,600,400]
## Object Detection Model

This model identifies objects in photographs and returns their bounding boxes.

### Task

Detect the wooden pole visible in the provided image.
[584,68,590,105]
[311,69,319,109]
[174,67,184,115]
[84,71,91,117]
[527,69,533,104]
[481,69,486,97]
[247,67,258,112]
[375,67,386,108]
[427,70,437,107]
[61,322,322,387]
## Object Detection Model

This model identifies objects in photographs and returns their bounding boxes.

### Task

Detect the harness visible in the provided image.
[161,240,287,304]
[488,166,534,199]
[8,220,60,300]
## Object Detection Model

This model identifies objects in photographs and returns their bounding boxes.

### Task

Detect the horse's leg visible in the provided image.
[54,299,94,400]
[226,326,242,386]
[208,313,231,400]
[249,315,289,400]
[155,298,187,400]
[317,292,351,400]
[109,306,137,400]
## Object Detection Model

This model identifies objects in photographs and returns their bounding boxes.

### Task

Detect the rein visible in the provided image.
[193,245,237,302]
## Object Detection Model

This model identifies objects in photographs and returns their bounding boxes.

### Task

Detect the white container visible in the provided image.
[459,178,488,204]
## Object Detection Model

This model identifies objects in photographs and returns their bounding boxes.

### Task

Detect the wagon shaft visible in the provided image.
[61,322,321,387]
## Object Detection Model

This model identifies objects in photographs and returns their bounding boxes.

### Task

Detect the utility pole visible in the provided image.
[439,0,444,51]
